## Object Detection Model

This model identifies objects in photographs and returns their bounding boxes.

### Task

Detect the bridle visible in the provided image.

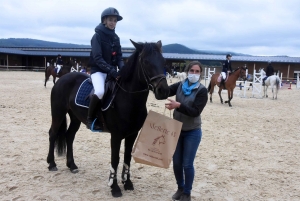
[239,67,247,79]
[116,53,166,94]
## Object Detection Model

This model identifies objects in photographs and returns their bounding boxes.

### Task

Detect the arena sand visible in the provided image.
[0,71,299,201]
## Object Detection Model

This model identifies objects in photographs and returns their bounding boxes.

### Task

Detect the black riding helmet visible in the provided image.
[101,7,123,23]
[226,54,232,58]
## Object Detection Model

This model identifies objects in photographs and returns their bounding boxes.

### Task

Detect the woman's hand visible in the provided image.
[165,98,180,110]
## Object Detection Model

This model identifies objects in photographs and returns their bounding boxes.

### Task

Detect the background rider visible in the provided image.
[220,54,232,87]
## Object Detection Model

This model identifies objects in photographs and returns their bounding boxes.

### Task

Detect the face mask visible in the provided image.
[187,73,200,83]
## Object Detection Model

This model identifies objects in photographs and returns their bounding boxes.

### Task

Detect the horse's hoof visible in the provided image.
[70,169,79,174]
[48,166,58,171]
[111,188,122,197]
[123,179,134,191]
[111,179,122,197]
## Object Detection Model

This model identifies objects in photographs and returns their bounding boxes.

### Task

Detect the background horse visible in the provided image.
[44,59,75,87]
[46,40,169,198]
[174,71,187,81]
[260,69,281,99]
[207,67,247,107]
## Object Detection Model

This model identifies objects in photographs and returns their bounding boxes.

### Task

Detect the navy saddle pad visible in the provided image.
[75,78,116,111]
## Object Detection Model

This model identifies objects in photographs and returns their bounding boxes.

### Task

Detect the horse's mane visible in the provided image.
[119,42,161,81]
[119,50,139,81]
[232,66,246,73]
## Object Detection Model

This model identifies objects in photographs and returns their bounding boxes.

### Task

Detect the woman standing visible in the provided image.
[165,61,208,201]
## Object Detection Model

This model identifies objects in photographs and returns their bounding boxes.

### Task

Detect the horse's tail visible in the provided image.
[207,81,214,94]
[207,82,211,92]
[276,77,281,91]
[55,117,67,156]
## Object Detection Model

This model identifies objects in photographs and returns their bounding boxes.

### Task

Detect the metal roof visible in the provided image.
[162,53,300,63]
[1,47,300,63]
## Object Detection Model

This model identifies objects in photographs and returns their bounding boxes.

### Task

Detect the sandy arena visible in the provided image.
[0,71,299,201]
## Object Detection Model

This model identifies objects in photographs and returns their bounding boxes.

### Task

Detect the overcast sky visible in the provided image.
[1,0,300,57]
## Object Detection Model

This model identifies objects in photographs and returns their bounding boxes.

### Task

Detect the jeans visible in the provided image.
[173,128,202,195]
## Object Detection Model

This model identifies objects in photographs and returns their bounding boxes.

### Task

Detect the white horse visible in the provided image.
[174,72,187,81]
[260,69,281,100]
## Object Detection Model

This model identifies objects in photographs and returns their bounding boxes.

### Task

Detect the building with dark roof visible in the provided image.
[1,46,300,80]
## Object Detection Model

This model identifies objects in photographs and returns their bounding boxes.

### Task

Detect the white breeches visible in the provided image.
[57,65,62,73]
[91,72,107,99]
[221,72,227,79]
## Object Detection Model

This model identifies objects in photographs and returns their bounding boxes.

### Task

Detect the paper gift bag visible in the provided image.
[132,110,182,168]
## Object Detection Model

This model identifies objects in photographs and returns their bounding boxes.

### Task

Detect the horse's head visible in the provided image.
[130,39,169,100]
[259,68,266,76]
[239,66,247,81]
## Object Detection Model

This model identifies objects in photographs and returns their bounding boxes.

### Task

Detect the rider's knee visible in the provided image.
[94,92,104,99]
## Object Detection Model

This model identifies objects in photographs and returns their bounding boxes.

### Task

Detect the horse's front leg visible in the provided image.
[228,90,233,107]
[53,76,56,85]
[109,136,122,197]
[218,88,223,104]
[122,133,138,191]
[224,89,233,107]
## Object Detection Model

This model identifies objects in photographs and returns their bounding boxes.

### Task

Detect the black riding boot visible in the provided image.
[86,94,103,131]
[221,79,226,88]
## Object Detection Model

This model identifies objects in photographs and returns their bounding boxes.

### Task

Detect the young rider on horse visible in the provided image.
[262,61,274,86]
[56,54,63,75]
[220,54,232,87]
[87,7,124,131]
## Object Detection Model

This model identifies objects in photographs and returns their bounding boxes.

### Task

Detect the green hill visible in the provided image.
[0,38,249,55]
[0,38,90,48]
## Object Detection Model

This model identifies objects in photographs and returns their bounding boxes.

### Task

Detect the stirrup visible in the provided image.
[90,118,103,132]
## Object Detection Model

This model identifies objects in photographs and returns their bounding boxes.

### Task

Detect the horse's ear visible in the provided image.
[156,40,162,52]
[156,40,162,49]
[130,39,143,52]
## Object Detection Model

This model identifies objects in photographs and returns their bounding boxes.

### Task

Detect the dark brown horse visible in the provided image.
[44,59,75,87]
[207,67,247,107]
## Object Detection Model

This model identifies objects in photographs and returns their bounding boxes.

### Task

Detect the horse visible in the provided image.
[174,71,187,81]
[260,69,281,99]
[152,135,166,147]
[44,59,75,87]
[46,40,170,198]
[207,67,247,107]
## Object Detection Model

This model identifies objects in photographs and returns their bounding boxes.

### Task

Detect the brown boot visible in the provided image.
[86,95,103,131]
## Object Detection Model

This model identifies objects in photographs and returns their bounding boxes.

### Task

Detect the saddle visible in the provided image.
[75,77,119,132]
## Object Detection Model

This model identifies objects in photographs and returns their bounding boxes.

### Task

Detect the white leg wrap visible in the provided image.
[122,163,129,182]
[108,165,116,187]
